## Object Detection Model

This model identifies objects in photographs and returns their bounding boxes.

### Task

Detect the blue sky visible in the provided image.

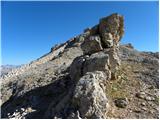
[1,1,159,65]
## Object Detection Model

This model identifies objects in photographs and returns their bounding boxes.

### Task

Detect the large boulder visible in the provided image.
[70,55,89,81]
[70,51,111,82]
[72,71,110,118]
[69,51,111,118]
[99,13,124,48]
[83,51,111,79]
[81,35,103,55]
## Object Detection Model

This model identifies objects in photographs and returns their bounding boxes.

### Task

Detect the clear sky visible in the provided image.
[1,1,159,65]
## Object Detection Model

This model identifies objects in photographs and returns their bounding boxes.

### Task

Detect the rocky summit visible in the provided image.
[1,13,159,119]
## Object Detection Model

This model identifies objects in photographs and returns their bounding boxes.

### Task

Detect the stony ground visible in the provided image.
[106,45,159,119]
[1,45,158,119]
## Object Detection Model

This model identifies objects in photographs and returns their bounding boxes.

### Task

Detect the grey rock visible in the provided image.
[81,35,103,55]
[70,51,111,82]
[104,46,121,79]
[145,96,155,101]
[141,102,146,106]
[136,92,146,99]
[70,55,89,81]
[114,98,128,108]
[83,51,111,77]
[72,71,109,118]
[101,33,114,48]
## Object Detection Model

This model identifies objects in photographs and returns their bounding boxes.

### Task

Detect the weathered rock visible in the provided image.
[69,51,111,118]
[70,51,111,81]
[99,13,124,48]
[70,55,89,81]
[81,35,103,55]
[101,33,114,48]
[136,92,146,99]
[72,71,110,118]
[83,51,111,77]
[84,25,99,36]
[145,96,155,101]
[104,45,121,79]
[114,98,128,108]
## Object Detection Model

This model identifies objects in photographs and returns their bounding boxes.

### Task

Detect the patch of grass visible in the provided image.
[106,73,129,99]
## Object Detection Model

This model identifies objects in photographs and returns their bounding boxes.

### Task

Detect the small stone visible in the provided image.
[21,108,25,111]
[114,98,128,108]
[135,92,145,99]
[133,109,141,113]
[141,107,147,111]
[141,102,146,106]
[27,107,33,112]
[145,96,155,101]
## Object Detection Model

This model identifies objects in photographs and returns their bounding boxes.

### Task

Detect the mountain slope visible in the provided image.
[1,13,159,119]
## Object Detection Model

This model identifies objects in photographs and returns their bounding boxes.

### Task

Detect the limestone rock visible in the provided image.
[72,71,110,118]
[70,55,89,81]
[101,33,114,48]
[70,51,111,82]
[81,35,103,55]
[83,52,111,78]
[114,98,128,108]
[104,45,121,79]
[99,13,124,47]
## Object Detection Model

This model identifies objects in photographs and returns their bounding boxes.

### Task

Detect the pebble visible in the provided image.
[21,108,25,111]
[141,107,147,111]
[133,109,141,113]
[135,92,145,99]
[145,96,155,101]
[114,98,128,108]
[141,102,146,106]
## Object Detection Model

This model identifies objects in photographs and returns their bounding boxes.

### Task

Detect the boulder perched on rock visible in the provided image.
[99,13,124,48]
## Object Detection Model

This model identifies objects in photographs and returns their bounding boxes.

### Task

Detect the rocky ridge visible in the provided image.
[1,13,159,119]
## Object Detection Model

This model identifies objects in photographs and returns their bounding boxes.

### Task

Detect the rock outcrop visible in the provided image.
[66,13,124,118]
[1,13,159,119]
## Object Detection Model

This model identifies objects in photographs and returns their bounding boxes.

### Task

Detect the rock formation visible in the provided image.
[1,13,159,119]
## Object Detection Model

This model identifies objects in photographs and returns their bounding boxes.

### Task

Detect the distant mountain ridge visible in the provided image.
[0,65,20,77]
